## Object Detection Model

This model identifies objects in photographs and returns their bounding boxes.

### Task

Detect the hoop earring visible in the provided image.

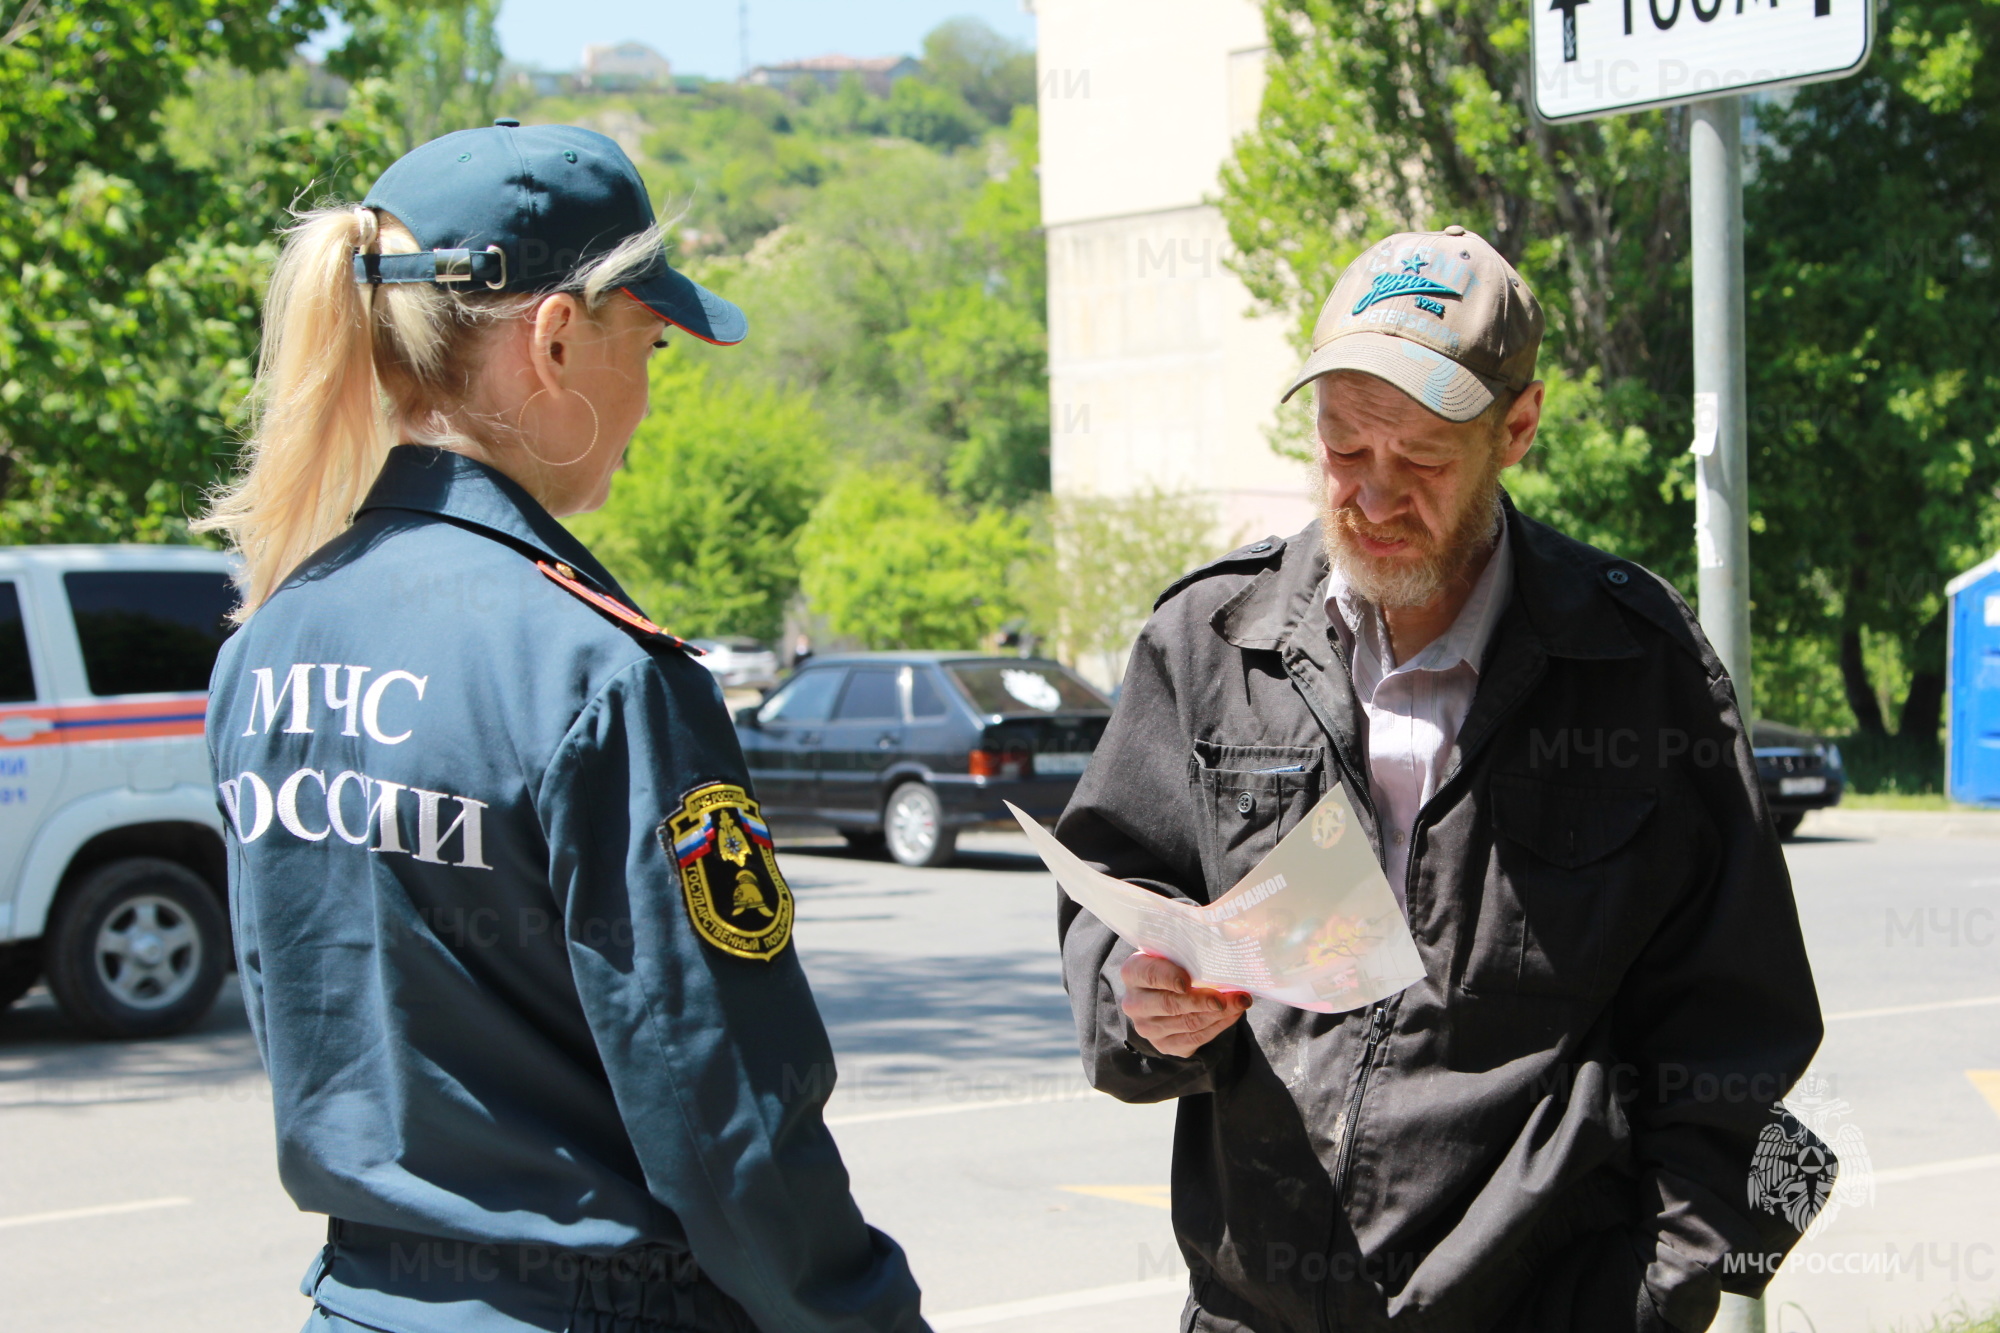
[513,389,598,467]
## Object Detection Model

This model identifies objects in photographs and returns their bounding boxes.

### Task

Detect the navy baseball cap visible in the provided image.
[354,119,746,346]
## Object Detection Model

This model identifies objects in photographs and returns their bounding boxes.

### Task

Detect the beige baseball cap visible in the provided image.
[1280,226,1544,421]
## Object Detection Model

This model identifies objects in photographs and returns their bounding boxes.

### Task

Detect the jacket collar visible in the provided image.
[1217,490,1641,666]
[355,445,635,604]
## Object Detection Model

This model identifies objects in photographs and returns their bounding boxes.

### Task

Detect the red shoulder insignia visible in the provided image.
[536,561,701,654]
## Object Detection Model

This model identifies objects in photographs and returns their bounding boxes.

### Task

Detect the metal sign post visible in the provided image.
[1690,97,1753,717]
[1529,4,1879,1326]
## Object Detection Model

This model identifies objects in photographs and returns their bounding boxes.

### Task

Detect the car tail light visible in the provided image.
[969,747,1028,780]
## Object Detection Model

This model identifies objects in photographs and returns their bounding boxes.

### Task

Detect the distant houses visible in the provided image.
[504,44,921,102]
[741,54,921,98]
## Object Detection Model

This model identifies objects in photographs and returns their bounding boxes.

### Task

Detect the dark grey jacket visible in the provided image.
[1056,499,1824,1333]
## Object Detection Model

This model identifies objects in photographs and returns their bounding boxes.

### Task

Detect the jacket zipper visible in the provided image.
[1318,1000,1393,1333]
[1329,1001,1392,1198]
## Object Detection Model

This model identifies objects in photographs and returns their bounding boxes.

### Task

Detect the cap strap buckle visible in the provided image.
[352,245,508,289]
[432,245,508,289]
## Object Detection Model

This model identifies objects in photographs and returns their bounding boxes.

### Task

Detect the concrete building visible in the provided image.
[580,41,674,90]
[742,55,921,98]
[1034,0,1315,549]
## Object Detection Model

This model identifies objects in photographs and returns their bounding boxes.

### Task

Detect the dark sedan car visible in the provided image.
[1752,719,1845,838]
[734,653,1113,866]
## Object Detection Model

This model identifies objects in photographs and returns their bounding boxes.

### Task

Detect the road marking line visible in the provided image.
[1872,1152,2000,1185]
[0,1197,191,1229]
[1967,1070,2000,1120]
[1062,1184,1172,1210]
[1824,994,2000,1022]
[930,1277,1186,1329]
[826,1091,1095,1127]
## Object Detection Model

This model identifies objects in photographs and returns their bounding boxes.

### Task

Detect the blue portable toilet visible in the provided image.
[1947,550,2000,806]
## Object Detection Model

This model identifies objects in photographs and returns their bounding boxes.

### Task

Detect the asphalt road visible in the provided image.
[0,825,1994,1332]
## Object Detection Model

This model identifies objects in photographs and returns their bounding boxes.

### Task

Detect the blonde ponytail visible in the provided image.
[199,203,676,619]
[198,206,391,616]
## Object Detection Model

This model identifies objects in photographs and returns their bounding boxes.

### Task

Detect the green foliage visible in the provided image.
[1016,490,1229,673]
[690,107,1048,507]
[0,0,355,189]
[1834,731,1945,797]
[328,0,502,154]
[0,0,403,544]
[567,356,829,644]
[795,470,1034,649]
[920,16,1036,126]
[879,76,983,150]
[159,59,349,171]
[1507,367,1687,562]
[887,108,1049,506]
[1744,0,2000,736]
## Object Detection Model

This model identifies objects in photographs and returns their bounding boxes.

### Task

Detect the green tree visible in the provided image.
[1018,490,1228,682]
[0,0,399,543]
[888,108,1049,506]
[328,0,503,153]
[1744,0,2000,742]
[159,58,349,172]
[567,356,829,643]
[920,16,1036,126]
[880,75,982,150]
[796,470,1034,649]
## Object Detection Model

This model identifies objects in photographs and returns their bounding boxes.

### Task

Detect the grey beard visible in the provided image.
[1323,489,1504,611]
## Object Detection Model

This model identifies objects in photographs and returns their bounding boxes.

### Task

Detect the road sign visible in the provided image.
[1532,0,1875,123]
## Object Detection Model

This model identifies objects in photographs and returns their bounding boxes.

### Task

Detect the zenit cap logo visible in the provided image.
[1352,253,1461,319]
[660,782,794,960]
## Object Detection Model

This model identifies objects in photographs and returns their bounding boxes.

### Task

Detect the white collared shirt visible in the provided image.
[1322,531,1514,903]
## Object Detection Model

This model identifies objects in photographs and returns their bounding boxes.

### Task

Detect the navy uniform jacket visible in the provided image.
[207,446,927,1333]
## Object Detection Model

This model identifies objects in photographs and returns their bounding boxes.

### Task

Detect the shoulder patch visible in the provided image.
[537,561,701,655]
[1153,535,1288,611]
[658,782,794,961]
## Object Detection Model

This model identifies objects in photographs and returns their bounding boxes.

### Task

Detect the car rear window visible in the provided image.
[946,662,1109,715]
[834,667,902,721]
[0,583,33,703]
[760,668,845,723]
[64,570,238,697]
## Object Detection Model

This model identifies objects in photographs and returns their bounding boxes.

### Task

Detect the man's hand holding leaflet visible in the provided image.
[1010,782,1423,1014]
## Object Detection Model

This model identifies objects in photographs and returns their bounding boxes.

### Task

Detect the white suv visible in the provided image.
[0,545,238,1038]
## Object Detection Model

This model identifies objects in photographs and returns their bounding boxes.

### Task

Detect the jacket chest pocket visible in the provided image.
[1461,774,1657,999]
[1189,742,1327,895]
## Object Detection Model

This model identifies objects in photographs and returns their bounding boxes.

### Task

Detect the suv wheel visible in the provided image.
[0,941,42,1012]
[884,783,956,868]
[1774,811,1805,840]
[45,858,226,1039]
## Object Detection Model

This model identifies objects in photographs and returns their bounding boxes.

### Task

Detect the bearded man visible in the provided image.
[1054,228,1826,1332]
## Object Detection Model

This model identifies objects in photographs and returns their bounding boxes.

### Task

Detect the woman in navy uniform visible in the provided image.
[201,122,928,1333]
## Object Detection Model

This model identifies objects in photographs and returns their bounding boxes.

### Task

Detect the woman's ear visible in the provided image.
[530,294,583,396]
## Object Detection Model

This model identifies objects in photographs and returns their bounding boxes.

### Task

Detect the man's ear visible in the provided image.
[529,294,583,397]
[1500,381,1545,467]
